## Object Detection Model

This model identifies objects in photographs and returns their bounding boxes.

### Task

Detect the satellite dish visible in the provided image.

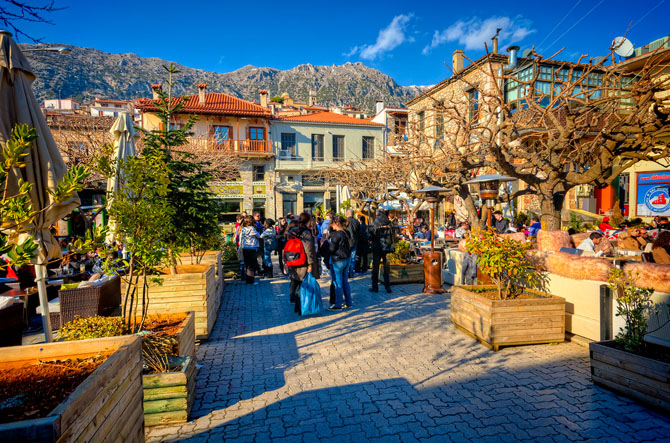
[521,48,532,58]
[612,37,634,57]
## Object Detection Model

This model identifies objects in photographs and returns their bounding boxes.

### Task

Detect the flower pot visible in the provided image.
[0,336,144,442]
[589,340,670,414]
[383,263,424,284]
[450,285,566,351]
[122,264,219,339]
[143,356,196,427]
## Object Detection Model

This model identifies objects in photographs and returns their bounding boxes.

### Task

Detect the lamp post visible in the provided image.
[414,185,449,294]
[462,174,516,229]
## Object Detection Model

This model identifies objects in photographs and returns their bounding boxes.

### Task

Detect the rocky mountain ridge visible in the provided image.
[21,44,430,112]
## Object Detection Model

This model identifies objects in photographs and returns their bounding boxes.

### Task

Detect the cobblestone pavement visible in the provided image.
[147,269,670,442]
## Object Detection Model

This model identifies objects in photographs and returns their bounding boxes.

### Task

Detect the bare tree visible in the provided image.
[0,1,62,41]
[172,136,241,181]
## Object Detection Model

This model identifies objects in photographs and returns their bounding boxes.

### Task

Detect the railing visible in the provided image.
[185,137,272,155]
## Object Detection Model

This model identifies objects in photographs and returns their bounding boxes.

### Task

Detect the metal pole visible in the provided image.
[35,263,53,342]
[487,206,493,230]
[430,203,435,254]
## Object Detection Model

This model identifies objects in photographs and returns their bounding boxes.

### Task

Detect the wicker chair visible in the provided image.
[50,276,121,329]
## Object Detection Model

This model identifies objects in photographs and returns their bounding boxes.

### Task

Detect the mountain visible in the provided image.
[20,44,430,112]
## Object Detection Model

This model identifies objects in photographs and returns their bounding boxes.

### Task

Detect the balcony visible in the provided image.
[186,137,273,157]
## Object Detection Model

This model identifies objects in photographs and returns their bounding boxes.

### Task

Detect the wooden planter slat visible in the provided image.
[179,251,223,297]
[143,356,196,427]
[383,263,424,284]
[451,285,566,351]
[122,264,219,339]
[589,341,670,413]
[0,336,143,443]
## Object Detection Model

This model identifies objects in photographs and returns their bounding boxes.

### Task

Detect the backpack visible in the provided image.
[284,236,307,267]
[264,229,278,251]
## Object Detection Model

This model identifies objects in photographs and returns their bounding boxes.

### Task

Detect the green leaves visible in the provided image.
[465,228,539,299]
[607,269,656,353]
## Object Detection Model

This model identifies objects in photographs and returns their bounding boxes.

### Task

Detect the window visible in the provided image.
[168,122,183,131]
[248,127,265,140]
[333,135,344,161]
[303,192,324,214]
[303,176,325,187]
[220,199,241,224]
[212,125,231,144]
[468,89,479,123]
[312,134,324,161]
[417,111,425,131]
[362,137,374,160]
[394,118,406,135]
[436,113,444,139]
[253,165,265,181]
[281,133,297,157]
[253,198,265,218]
[282,193,297,217]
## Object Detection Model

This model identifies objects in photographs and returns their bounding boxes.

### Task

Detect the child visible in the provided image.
[261,219,277,278]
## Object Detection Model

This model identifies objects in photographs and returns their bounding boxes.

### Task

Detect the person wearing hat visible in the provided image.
[599,216,615,233]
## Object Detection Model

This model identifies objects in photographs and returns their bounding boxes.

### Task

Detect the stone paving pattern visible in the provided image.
[147,269,670,442]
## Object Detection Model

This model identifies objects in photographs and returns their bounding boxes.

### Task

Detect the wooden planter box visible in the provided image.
[222,259,241,279]
[383,263,424,284]
[143,356,196,427]
[123,264,219,340]
[137,312,196,360]
[179,251,223,297]
[451,285,566,351]
[589,341,670,413]
[0,336,144,442]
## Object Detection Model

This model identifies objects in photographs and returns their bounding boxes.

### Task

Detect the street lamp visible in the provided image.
[414,185,449,294]
[462,174,516,229]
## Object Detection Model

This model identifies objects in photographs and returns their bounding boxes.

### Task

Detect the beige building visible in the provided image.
[269,111,384,217]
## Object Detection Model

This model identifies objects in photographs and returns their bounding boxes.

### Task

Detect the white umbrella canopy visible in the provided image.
[340,185,351,203]
[0,31,80,342]
[106,112,137,242]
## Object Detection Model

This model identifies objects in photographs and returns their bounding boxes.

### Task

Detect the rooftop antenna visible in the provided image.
[521,48,533,58]
[593,55,607,65]
[612,36,634,59]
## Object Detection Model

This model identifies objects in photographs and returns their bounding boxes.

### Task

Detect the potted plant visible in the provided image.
[384,240,424,284]
[451,229,565,351]
[221,240,242,279]
[589,269,670,413]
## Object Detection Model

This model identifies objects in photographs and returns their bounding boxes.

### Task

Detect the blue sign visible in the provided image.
[637,171,670,216]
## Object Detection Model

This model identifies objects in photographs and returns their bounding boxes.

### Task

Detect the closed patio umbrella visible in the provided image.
[0,31,80,342]
[106,112,137,242]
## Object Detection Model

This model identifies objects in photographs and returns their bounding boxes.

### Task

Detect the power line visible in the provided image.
[544,0,606,53]
[537,0,583,50]
[630,0,666,30]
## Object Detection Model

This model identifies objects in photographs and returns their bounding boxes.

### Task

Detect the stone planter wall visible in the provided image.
[0,336,144,442]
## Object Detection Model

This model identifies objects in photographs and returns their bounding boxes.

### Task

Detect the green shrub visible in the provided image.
[58,316,125,341]
[222,241,238,261]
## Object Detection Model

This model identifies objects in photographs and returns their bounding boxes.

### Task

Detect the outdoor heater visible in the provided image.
[414,185,449,294]
[462,174,516,229]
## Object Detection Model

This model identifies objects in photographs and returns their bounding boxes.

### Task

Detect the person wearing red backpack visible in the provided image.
[284,213,318,314]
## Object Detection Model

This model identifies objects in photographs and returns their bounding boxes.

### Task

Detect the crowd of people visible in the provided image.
[233,208,396,313]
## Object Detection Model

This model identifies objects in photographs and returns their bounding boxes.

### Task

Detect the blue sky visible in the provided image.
[14,0,670,86]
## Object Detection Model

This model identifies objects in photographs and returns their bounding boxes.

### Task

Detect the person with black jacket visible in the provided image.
[328,216,352,310]
[275,217,288,275]
[369,210,393,294]
[355,215,369,273]
[286,213,318,314]
[345,209,360,278]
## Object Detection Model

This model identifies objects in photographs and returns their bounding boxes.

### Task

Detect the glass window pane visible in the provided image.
[312,134,324,161]
[333,135,344,161]
[281,133,296,156]
[362,137,374,159]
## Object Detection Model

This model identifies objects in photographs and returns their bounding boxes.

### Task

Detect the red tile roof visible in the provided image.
[136,92,272,118]
[279,111,383,126]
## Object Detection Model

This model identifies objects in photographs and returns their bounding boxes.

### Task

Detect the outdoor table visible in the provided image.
[0,287,39,326]
[601,255,641,269]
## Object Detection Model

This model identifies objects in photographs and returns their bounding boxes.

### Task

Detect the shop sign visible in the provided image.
[636,171,670,216]
[210,182,244,199]
[253,185,266,196]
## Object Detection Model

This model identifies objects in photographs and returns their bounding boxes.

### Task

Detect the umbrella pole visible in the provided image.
[35,263,53,342]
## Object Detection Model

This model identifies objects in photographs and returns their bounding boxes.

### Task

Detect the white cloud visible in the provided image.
[346,14,412,60]
[422,16,534,55]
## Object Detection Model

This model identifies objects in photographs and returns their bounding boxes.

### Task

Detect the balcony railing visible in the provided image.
[185,137,272,156]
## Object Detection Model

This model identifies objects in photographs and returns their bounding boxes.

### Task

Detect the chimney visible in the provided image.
[375,100,384,116]
[491,28,501,54]
[308,89,317,106]
[505,46,520,71]
[259,89,269,107]
[452,50,464,74]
[197,83,207,104]
[150,84,162,100]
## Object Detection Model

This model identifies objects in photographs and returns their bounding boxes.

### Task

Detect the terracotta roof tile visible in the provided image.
[279,111,383,126]
[136,92,272,118]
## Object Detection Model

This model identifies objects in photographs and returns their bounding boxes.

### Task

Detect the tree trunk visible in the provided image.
[458,186,482,230]
[538,184,566,230]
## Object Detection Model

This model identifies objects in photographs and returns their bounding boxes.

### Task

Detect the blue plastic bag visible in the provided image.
[300,272,322,316]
